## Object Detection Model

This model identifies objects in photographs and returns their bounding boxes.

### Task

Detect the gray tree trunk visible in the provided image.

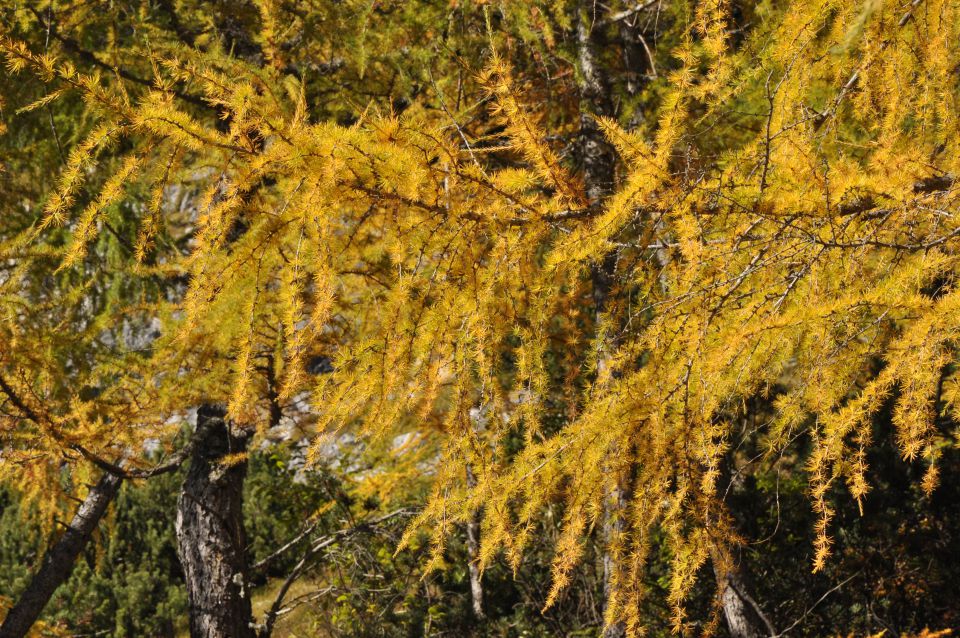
[711,546,776,638]
[0,471,121,638]
[175,405,255,638]
[574,5,626,638]
[600,478,628,638]
[465,464,485,620]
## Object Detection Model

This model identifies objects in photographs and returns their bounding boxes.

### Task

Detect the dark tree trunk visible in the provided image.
[175,405,255,638]
[575,4,616,205]
[0,472,121,638]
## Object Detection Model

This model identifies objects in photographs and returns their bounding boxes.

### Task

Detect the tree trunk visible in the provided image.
[465,464,485,620]
[600,478,628,638]
[176,405,255,638]
[711,545,775,638]
[0,472,121,638]
[595,252,628,638]
[576,3,616,205]
[575,5,626,637]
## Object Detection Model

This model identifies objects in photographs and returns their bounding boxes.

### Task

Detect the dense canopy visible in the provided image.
[1,1,959,636]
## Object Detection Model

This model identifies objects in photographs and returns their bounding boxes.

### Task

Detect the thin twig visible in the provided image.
[258,508,414,638]
[600,0,659,26]
[772,572,860,637]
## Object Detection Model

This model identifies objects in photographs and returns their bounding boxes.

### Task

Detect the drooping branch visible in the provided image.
[26,6,211,109]
[0,370,193,480]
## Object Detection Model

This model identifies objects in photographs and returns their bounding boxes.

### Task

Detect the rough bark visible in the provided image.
[0,472,121,638]
[576,4,617,205]
[711,545,776,638]
[465,464,485,620]
[600,477,628,638]
[176,405,255,638]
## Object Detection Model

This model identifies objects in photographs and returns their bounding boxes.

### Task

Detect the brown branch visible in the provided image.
[257,508,414,638]
[913,174,954,194]
[27,7,210,110]
[0,372,44,425]
[898,0,925,27]
[0,471,121,638]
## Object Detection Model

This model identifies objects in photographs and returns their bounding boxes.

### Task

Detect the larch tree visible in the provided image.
[0,1,958,637]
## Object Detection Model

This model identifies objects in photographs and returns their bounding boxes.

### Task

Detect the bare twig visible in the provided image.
[772,572,860,637]
[258,508,414,638]
[600,0,660,27]
[898,0,925,27]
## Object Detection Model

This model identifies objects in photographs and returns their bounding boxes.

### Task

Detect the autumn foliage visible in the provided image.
[1,1,959,636]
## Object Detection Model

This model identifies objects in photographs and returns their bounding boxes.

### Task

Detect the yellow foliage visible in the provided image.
[2,0,960,633]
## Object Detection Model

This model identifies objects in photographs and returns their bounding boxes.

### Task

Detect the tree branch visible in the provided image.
[27,7,210,110]
[0,370,192,479]
[600,0,660,27]
[257,508,414,638]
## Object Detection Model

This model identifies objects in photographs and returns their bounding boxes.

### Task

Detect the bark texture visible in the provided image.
[0,471,121,638]
[176,405,255,638]
[600,479,628,638]
[575,5,626,638]
[712,546,776,638]
[576,4,616,205]
[465,464,485,620]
